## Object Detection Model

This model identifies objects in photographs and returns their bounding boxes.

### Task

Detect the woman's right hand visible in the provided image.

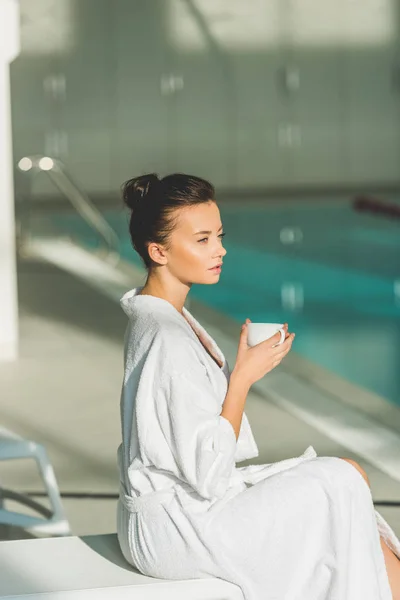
[232,319,295,387]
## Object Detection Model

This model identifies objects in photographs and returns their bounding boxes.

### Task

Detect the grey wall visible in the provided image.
[10,0,400,199]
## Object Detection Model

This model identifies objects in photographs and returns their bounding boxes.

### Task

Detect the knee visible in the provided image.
[339,457,370,488]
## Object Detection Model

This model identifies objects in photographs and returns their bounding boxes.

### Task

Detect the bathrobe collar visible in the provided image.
[120,286,226,370]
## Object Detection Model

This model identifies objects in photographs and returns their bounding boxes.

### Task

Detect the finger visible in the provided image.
[272,332,293,350]
[238,322,249,347]
[274,333,295,354]
[272,351,288,367]
[283,332,295,345]
[259,329,293,351]
[272,333,294,356]
[281,343,293,358]
[264,330,283,347]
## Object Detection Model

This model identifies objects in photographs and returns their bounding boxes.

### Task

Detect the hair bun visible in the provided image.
[122,173,161,210]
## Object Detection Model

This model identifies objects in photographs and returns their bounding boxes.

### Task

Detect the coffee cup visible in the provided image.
[247,322,285,348]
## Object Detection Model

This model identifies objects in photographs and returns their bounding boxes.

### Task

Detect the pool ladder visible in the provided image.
[17,155,120,265]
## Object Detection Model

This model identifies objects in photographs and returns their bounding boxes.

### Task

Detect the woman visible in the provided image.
[116,173,400,600]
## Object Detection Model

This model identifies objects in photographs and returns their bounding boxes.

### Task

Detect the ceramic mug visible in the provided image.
[247,322,285,348]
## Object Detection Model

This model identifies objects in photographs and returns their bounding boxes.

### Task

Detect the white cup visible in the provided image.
[247,322,285,348]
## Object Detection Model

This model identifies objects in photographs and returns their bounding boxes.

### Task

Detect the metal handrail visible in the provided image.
[17,155,120,264]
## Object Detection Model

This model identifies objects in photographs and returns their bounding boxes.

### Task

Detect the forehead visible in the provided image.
[174,201,221,232]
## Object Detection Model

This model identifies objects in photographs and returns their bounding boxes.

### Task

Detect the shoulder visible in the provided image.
[127,306,189,346]
[124,305,205,372]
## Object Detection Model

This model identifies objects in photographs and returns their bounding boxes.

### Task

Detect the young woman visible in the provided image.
[116,173,400,600]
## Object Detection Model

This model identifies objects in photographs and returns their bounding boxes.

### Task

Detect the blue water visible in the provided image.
[51,201,400,406]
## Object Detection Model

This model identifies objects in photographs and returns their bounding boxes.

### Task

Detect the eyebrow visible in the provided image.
[193,225,223,235]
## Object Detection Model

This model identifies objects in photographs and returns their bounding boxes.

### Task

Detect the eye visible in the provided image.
[197,232,226,243]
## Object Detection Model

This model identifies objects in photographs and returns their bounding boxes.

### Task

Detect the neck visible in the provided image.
[140,272,190,315]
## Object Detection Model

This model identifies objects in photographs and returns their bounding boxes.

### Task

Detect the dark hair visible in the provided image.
[122,173,215,269]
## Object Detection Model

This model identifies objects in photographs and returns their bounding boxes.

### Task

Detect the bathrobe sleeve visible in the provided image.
[137,341,238,502]
[163,371,238,500]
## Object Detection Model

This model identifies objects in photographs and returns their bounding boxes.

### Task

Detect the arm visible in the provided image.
[132,337,239,501]
[220,321,294,440]
[157,370,238,501]
[220,369,251,441]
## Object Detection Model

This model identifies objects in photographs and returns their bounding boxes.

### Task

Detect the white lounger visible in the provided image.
[0,533,244,599]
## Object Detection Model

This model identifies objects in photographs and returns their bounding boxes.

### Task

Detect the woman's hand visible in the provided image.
[232,319,295,388]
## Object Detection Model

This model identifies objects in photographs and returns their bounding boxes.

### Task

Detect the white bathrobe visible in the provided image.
[117,286,400,600]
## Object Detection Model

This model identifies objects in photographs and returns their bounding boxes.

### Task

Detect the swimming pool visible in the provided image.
[50,200,400,407]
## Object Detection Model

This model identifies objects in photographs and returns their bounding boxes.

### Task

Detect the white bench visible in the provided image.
[0,533,244,599]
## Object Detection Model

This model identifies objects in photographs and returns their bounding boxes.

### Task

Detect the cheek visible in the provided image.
[176,243,206,267]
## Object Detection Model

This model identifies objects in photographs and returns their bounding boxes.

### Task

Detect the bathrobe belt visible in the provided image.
[119,482,177,514]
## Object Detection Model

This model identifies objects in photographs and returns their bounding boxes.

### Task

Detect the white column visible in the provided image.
[0,0,20,361]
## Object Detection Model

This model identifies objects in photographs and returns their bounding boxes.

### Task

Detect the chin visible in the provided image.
[189,270,222,285]
[205,273,221,284]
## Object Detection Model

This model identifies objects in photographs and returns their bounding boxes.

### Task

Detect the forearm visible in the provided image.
[220,369,251,440]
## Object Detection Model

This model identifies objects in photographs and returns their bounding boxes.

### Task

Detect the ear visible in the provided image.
[147,242,168,266]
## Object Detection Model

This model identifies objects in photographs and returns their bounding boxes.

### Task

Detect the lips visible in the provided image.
[209,263,223,270]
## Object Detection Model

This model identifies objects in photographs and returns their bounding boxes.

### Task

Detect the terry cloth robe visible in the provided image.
[117,286,400,600]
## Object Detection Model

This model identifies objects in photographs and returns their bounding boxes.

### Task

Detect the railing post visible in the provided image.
[0,0,20,361]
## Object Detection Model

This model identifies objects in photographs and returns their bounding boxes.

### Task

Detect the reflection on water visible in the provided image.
[44,199,400,406]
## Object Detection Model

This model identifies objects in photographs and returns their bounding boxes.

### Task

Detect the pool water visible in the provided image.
[50,200,400,406]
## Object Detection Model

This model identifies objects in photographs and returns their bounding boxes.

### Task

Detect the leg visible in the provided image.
[380,537,400,600]
[340,457,400,599]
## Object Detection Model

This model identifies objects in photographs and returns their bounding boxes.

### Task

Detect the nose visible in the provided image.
[215,240,227,257]
[213,236,227,259]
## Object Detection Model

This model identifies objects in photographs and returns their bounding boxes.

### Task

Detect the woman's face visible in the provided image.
[157,200,227,285]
